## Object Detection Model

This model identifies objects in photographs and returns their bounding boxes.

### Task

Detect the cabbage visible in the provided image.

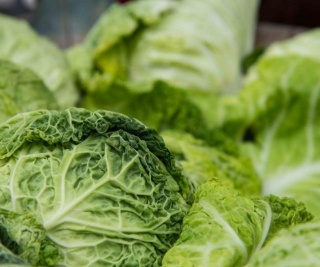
[162,179,312,267]
[68,0,259,137]
[0,209,59,266]
[81,0,258,93]
[161,130,261,195]
[237,31,320,218]
[0,14,79,109]
[159,28,320,267]
[0,60,59,123]
[201,30,320,218]
[0,108,190,266]
[246,221,320,267]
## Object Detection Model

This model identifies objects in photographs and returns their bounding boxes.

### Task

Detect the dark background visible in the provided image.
[259,0,320,27]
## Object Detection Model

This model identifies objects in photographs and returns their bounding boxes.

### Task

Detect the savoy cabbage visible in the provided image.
[0,108,191,266]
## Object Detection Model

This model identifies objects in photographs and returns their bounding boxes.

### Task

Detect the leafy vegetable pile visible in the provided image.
[1,0,320,266]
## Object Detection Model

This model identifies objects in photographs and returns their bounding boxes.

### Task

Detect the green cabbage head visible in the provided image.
[0,14,79,108]
[0,60,59,123]
[67,0,259,138]
[238,31,320,218]
[0,108,190,267]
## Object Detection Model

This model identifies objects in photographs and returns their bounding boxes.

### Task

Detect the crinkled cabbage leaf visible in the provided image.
[162,179,313,267]
[0,209,59,266]
[0,108,190,267]
[0,14,79,108]
[0,60,59,123]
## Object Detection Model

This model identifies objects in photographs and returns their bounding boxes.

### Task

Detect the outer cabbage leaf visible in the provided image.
[0,108,190,267]
[200,29,320,140]
[205,30,320,218]
[79,0,259,93]
[68,0,259,137]
[239,55,320,218]
[0,60,59,123]
[0,209,59,266]
[264,29,320,61]
[76,77,246,150]
[162,179,312,267]
[253,194,313,243]
[246,221,320,267]
[79,80,211,141]
[161,130,261,195]
[0,14,79,108]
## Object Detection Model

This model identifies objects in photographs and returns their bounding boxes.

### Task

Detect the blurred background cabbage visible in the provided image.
[1,0,320,49]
